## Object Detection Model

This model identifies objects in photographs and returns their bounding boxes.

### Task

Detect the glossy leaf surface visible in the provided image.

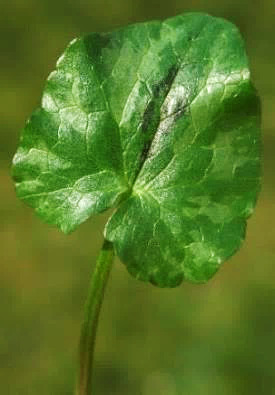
[12,13,261,286]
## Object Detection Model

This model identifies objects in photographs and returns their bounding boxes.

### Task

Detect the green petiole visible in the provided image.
[76,239,114,395]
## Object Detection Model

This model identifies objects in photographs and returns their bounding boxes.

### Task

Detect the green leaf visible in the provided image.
[12,13,261,287]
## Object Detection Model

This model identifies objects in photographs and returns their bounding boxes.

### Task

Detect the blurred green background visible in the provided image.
[1,1,275,394]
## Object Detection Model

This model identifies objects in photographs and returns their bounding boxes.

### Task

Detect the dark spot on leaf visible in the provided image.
[173,105,187,121]
[140,64,179,133]
[140,141,151,163]
[98,33,112,48]
[152,64,179,97]
[84,33,112,60]
[141,101,157,133]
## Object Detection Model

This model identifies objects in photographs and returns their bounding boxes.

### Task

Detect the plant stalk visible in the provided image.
[76,238,114,395]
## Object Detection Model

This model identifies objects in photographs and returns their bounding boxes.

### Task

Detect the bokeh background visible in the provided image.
[1,1,275,394]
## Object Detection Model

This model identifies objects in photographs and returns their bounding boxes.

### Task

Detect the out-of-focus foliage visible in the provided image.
[1,1,274,394]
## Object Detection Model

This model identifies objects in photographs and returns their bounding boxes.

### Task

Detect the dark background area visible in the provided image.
[1,1,275,394]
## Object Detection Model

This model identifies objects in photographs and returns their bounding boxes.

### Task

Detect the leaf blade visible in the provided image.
[12,13,261,285]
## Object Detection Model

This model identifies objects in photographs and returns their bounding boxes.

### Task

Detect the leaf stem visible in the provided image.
[76,238,114,395]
